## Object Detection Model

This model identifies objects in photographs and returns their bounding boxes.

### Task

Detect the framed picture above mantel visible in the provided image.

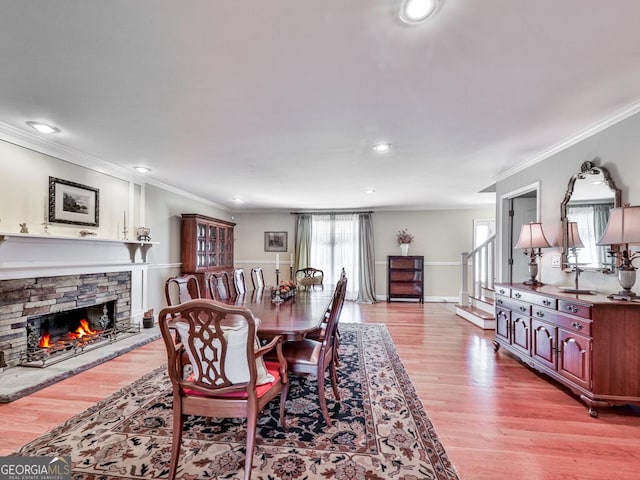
[49,176,100,227]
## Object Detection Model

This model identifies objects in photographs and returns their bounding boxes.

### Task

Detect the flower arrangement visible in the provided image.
[397,228,414,245]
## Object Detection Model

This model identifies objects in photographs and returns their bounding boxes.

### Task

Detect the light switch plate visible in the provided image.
[551,256,561,268]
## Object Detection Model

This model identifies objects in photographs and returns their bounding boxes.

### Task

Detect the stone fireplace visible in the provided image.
[0,272,134,368]
[0,233,153,373]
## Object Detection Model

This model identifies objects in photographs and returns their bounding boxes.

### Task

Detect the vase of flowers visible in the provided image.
[397,228,414,256]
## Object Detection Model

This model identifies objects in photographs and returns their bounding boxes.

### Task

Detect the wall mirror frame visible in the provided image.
[560,159,621,272]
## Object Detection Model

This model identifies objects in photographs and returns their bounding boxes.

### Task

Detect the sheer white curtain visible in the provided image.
[311,214,360,300]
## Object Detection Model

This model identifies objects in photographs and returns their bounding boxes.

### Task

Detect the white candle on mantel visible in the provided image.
[290,253,294,266]
[44,196,48,220]
[276,253,280,270]
[123,211,126,228]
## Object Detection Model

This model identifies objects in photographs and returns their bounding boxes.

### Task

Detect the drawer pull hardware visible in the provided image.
[543,299,551,306]
[497,299,503,305]
[499,289,505,294]
[567,305,578,313]
[536,311,544,318]
[514,293,522,298]
[571,321,583,330]
[520,306,527,312]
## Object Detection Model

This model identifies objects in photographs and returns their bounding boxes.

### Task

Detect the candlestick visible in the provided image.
[275,253,280,270]
[275,268,280,285]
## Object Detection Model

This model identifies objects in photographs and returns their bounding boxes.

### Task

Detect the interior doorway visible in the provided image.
[498,182,540,283]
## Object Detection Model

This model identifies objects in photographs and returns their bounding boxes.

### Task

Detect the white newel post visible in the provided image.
[460,251,469,306]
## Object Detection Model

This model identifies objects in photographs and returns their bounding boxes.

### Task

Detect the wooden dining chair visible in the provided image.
[306,276,346,366]
[234,268,248,296]
[159,299,289,480]
[295,267,324,288]
[274,277,347,426]
[164,274,202,306]
[208,271,233,301]
[250,267,265,290]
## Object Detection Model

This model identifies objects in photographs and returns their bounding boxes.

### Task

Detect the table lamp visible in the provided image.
[515,222,551,285]
[597,204,640,300]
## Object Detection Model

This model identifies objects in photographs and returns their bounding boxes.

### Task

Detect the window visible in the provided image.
[310,214,359,300]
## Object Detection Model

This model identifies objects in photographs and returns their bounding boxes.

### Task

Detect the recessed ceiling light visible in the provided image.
[26,121,60,134]
[373,143,391,153]
[133,166,151,174]
[366,189,376,195]
[232,197,245,204]
[399,0,442,24]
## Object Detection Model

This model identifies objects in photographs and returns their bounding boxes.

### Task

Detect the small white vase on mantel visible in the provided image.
[400,243,410,256]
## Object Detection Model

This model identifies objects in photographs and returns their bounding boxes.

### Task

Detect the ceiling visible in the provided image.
[2,1,640,212]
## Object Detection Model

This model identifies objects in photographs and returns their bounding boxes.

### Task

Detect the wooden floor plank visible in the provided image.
[1,301,639,479]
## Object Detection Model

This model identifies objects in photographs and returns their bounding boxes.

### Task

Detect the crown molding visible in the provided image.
[495,98,640,182]
[0,121,228,211]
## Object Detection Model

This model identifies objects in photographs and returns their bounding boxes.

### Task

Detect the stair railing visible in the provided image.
[459,234,495,306]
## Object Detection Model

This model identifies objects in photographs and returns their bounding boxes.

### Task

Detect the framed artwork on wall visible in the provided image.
[264,231,287,252]
[49,176,100,227]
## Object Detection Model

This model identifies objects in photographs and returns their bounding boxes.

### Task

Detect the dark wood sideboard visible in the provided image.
[181,214,235,298]
[494,283,640,417]
[387,255,424,303]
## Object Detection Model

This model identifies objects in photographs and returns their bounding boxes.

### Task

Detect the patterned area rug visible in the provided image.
[15,323,460,479]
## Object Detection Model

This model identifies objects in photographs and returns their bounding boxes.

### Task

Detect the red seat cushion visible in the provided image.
[183,361,281,399]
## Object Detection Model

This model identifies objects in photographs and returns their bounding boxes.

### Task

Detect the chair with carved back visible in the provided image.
[159,299,288,480]
[208,271,233,301]
[164,274,202,306]
[295,267,324,288]
[272,277,347,426]
[306,270,347,366]
[250,267,265,290]
[234,268,248,296]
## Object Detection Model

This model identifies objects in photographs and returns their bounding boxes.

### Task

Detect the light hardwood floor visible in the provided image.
[1,301,639,479]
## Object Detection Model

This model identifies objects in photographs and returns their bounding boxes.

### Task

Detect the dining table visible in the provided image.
[221,286,333,341]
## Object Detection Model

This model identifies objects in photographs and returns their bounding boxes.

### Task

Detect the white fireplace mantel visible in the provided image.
[0,232,158,325]
[0,232,157,278]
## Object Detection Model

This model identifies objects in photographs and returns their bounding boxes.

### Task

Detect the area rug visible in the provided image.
[15,323,460,479]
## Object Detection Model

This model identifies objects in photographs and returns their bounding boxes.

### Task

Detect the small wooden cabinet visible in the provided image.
[181,214,235,298]
[494,283,640,417]
[387,256,424,303]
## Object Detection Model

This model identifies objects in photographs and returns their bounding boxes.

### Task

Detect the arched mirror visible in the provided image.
[561,160,621,272]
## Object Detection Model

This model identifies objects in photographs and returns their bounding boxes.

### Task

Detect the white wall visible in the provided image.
[0,140,129,238]
[233,207,495,300]
[495,110,640,293]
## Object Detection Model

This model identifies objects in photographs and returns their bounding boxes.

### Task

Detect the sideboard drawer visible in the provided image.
[495,286,511,297]
[558,300,592,319]
[531,308,592,336]
[496,297,530,315]
[512,290,557,309]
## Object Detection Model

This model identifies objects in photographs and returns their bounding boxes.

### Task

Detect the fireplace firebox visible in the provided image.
[22,299,135,367]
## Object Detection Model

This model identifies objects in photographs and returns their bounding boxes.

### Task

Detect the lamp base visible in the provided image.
[607,290,638,301]
[522,279,544,286]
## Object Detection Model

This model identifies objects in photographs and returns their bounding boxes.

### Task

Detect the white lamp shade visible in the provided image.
[597,205,640,246]
[515,222,551,249]
[567,222,584,249]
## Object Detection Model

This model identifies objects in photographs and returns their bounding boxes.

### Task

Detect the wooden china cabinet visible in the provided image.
[181,214,235,298]
[494,283,640,417]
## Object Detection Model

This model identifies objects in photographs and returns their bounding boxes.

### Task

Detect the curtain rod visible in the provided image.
[290,210,374,215]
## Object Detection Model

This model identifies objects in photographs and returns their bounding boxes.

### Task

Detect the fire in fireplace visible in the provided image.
[23,300,133,367]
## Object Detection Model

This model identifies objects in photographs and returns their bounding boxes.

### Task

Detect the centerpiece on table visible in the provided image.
[397,228,414,256]
[271,280,297,302]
